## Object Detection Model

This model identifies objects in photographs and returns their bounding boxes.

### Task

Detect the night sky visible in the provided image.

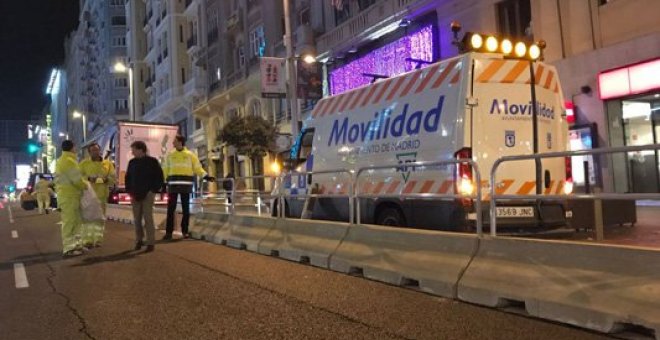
[0,1,79,121]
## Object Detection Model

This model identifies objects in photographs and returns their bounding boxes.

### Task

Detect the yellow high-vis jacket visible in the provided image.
[162,147,206,189]
[80,157,116,201]
[55,151,86,198]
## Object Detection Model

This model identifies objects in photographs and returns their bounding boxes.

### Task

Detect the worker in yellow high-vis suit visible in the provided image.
[80,143,115,248]
[35,175,53,214]
[55,140,86,257]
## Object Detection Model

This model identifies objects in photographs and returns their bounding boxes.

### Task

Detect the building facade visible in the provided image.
[126,0,206,150]
[65,0,130,146]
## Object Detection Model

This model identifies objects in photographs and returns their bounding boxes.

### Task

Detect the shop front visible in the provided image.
[600,58,660,193]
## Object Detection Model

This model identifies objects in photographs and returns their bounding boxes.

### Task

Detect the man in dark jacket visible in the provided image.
[125,141,164,252]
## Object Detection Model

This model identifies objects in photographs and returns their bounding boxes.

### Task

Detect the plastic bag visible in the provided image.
[81,182,105,222]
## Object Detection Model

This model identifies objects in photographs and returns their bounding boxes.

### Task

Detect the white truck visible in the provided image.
[280,48,573,231]
[88,121,179,204]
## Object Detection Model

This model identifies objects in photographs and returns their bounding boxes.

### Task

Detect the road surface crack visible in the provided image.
[171,253,414,340]
[31,240,96,340]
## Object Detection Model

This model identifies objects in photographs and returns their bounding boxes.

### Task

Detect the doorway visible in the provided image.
[622,94,660,193]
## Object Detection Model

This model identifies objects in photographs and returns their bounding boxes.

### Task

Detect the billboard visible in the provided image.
[116,122,179,187]
[15,165,31,189]
[260,57,287,98]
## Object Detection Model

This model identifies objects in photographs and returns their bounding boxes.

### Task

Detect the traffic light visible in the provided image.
[7,185,15,193]
[27,141,41,154]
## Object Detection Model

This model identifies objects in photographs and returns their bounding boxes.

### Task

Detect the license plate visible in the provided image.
[496,207,534,218]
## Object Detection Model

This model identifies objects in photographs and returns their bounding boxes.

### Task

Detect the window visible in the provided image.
[195,118,202,130]
[114,77,128,88]
[110,0,125,6]
[497,0,532,39]
[249,26,266,58]
[111,16,127,26]
[179,25,184,43]
[334,4,351,26]
[299,7,310,26]
[115,99,128,110]
[238,46,246,68]
[357,0,376,10]
[112,36,127,47]
[181,68,186,84]
[250,100,262,117]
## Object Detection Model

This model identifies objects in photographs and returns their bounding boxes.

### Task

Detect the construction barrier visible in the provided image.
[189,212,229,241]
[258,219,350,268]
[106,204,167,229]
[330,223,479,299]
[457,237,660,337]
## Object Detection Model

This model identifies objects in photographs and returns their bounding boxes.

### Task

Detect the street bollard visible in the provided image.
[593,198,604,241]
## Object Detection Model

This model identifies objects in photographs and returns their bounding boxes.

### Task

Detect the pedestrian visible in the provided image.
[223,170,234,204]
[35,175,53,214]
[79,142,116,248]
[161,135,211,240]
[125,141,164,252]
[55,140,86,257]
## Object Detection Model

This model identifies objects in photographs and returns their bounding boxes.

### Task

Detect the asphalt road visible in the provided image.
[0,202,613,340]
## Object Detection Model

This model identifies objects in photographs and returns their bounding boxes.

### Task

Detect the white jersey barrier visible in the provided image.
[331,224,479,298]
[458,237,660,337]
[107,204,167,228]
[258,218,350,268]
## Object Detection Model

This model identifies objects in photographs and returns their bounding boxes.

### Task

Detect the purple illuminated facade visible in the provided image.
[329,25,435,95]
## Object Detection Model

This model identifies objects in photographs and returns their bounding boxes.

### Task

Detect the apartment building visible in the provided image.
[65,0,130,146]
[191,0,324,182]
[125,0,206,154]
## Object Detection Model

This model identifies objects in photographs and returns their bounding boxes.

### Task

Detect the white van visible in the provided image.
[280,50,572,231]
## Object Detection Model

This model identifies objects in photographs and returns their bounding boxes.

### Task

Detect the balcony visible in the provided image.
[316,0,419,57]
[184,75,206,97]
[185,0,193,8]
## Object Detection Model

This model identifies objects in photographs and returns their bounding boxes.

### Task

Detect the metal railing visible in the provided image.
[490,144,660,237]
[355,159,483,234]
[275,169,354,222]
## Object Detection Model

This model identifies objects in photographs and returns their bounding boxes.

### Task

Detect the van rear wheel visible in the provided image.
[376,207,405,227]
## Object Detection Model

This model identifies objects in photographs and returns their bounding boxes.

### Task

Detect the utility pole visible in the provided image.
[283,0,299,138]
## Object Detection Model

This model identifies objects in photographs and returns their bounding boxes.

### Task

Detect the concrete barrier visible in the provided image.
[107,204,167,228]
[220,215,276,251]
[457,237,660,338]
[258,219,350,268]
[330,224,479,299]
[189,212,229,242]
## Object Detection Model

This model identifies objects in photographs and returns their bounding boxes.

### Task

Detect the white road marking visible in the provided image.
[11,230,18,238]
[7,204,14,224]
[14,263,29,289]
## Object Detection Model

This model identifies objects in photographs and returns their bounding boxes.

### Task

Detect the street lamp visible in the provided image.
[73,110,87,143]
[113,61,135,121]
[283,0,300,138]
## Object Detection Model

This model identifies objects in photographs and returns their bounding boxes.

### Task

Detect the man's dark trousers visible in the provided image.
[166,192,190,235]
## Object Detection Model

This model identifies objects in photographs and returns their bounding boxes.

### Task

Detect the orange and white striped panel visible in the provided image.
[476,59,560,93]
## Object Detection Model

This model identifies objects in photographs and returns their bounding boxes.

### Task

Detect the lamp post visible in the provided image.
[113,62,135,121]
[73,110,87,143]
[283,0,299,138]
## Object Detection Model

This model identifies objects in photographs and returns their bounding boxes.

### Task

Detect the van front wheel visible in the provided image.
[376,207,405,227]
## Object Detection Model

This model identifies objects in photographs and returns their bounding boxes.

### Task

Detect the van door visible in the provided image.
[471,57,568,225]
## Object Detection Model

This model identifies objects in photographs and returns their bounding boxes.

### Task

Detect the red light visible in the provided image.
[565,156,573,183]
[122,195,131,201]
[564,101,575,124]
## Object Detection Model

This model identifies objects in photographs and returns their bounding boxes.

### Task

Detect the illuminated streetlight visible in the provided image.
[302,54,316,64]
[113,62,128,73]
[72,110,87,143]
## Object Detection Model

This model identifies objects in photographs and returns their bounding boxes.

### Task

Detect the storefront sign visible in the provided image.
[599,59,660,100]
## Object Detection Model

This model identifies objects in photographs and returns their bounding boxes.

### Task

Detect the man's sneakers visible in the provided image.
[134,240,144,251]
[145,245,155,253]
[183,233,191,239]
[162,234,172,241]
[63,249,84,258]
